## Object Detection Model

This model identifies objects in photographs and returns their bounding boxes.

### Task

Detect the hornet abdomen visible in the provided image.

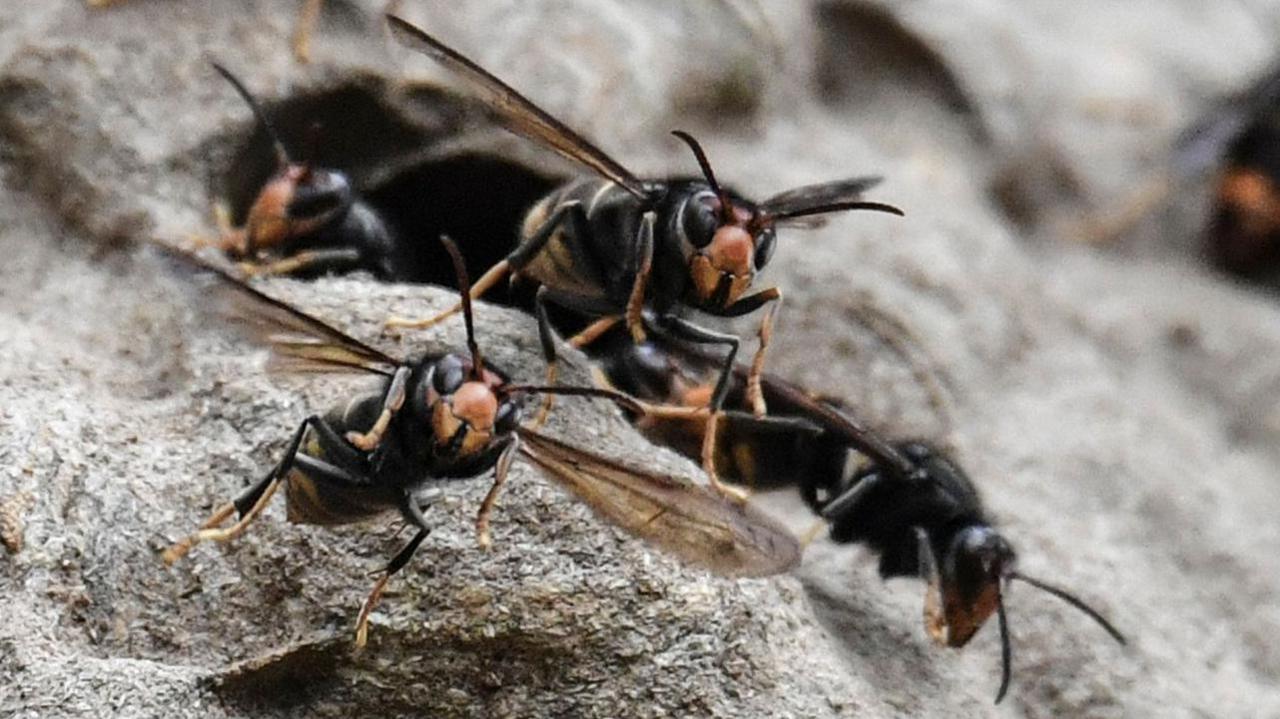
[518,178,648,304]
[285,394,400,525]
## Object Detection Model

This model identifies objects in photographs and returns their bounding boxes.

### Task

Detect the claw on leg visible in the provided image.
[699,411,751,504]
[354,571,391,650]
[386,259,511,332]
[162,479,282,565]
[474,439,517,550]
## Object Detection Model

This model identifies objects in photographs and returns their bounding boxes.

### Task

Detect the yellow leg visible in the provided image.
[568,315,622,350]
[745,302,779,418]
[530,361,559,429]
[232,253,301,277]
[346,410,394,451]
[623,211,655,342]
[161,501,235,565]
[386,260,511,331]
[624,252,651,344]
[474,443,516,550]
[162,479,282,565]
[1076,171,1172,245]
[293,0,323,63]
[198,501,237,530]
[638,403,705,419]
[699,411,750,504]
[184,199,246,255]
[354,571,391,650]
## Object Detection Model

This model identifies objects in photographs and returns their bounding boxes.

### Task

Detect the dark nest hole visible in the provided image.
[364,153,559,305]
[217,80,426,219]
[213,79,563,305]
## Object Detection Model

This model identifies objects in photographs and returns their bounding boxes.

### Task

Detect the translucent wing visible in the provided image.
[386,15,649,199]
[518,428,801,577]
[161,246,403,377]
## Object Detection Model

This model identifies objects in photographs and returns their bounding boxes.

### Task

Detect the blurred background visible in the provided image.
[3,1,1280,717]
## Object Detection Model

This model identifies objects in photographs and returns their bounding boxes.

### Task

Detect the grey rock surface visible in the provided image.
[3,1,1280,717]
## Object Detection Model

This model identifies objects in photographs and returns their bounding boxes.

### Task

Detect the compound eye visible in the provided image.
[682,191,720,249]
[754,227,776,270]
[494,401,520,434]
[432,355,466,395]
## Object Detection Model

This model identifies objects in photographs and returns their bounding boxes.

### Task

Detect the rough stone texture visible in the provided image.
[4,1,1280,717]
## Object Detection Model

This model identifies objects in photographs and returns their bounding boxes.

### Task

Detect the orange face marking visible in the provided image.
[689,254,721,303]
[924,578,1001,647]
[709,225,754,276]
[430,380,500,457]
[236,165,338,256]
[1219,168,1280,238]
[451,381,498,431]
[241,175,297,254]
[689,219,756,307]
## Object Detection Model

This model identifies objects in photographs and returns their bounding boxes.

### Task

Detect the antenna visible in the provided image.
[994,586,1013,704]
[1009,572,1127,645]
[989,571,1128,704]
[672,130,733,223]
[764,200,904,222]
[210,62,290,168]
[438,235,484,379]
[500,384,646,415]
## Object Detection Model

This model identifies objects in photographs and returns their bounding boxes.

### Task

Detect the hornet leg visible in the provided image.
[236,248,363,278]
[293,0,323,63]
[720,285,782,318]
[623,212,655,343]
[651,315,749,501]
[186,199,245,255]
[162,415,365,564]
[531,285,620,428]
[354,493,434,648]
[385,200,590,331]
[568,315,622,349]
[718,284,783,415]
[474,436,519,550]
[345,366,411,451]
[744,298,782,418]
[655,315,742,414]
